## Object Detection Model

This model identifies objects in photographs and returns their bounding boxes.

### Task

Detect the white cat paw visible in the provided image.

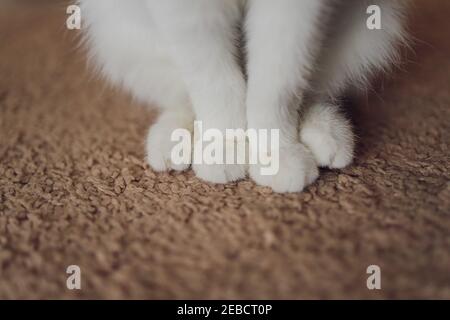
[249,143,319,193]
[146,117,193,172]
[193,162,247,184]
[300,103,354,169]
[192,139,247,184]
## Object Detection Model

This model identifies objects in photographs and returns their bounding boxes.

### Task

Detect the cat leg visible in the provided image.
[146,0,247,184]
[301,0,407,169]
[132,50,196,173]
[118,37,196,173]
[79,0,196,172]
[245,0,328,192]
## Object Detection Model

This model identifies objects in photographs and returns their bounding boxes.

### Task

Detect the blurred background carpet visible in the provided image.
[0,0,449,299]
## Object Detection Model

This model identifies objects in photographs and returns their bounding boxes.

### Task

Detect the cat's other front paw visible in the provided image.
[249,143,319,193]
[146,120,192,172]
[193,162,247,184]
[300,103,354,169]
[192,138,247,184]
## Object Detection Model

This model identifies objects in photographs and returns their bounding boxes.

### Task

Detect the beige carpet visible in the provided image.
[0,0,449,299]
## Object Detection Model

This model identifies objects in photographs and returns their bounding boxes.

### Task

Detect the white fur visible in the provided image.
[300,103,354,168]
[79,0,408,192]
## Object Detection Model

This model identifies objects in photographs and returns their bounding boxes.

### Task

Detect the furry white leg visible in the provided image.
[314,0,408,96]
[146,106,195,172]
[245,0,326,192]
[300,102,354,169]
[300,0,407,170]
[147,0,247,184]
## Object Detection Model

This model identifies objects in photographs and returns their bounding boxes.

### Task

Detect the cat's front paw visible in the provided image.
[192,138,247,184]
[300,103,354,169]
[146,118,193,172]
[193,162,247,184]
[249,143,319,193]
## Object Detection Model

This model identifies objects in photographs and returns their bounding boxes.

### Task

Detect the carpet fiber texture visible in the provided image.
[0,1,449,299]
